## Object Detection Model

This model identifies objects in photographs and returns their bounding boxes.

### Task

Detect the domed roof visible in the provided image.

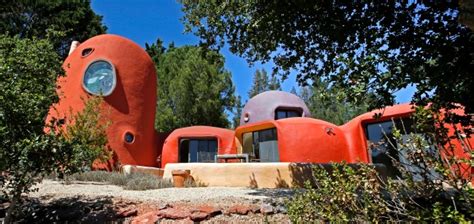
[240,90,311,126]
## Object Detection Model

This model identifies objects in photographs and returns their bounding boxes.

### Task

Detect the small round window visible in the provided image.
[83,60,116,96]
[124,132,135,144]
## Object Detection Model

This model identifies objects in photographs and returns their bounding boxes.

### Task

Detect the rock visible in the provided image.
[250,206,260,214]
[158,208,190,219]
[158,203,170,210]
[131,211,160,224]
[193,205,221,217]
[190,211,208,222]
[117,207,138,218]
[226,205,252,215]
[260,204,274,215]
[276,205,287,214]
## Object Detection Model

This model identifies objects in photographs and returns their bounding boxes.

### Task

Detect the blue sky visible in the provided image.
[91,0,414,103]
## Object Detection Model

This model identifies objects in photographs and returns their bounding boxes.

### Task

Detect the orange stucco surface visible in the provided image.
[161,126,237,167]
[47,34,159,168]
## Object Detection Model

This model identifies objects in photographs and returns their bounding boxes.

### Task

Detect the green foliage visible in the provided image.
[146,39,236,132]
[180,1,474,115]
[0,0,106,58]
[58,96,111,175]
[232,95,243,129]
[287,164,387,222]
[286,108,473,222]
[248,69,280,98]
[0,36,109,222]
[297,79,370,125]
[0,36,63,195]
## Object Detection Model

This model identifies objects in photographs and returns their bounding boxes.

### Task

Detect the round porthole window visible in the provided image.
[124,132,135,144]
[83,60,116,96]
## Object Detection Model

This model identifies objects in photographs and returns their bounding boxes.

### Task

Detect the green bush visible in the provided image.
[0,35,109,223]
[287,108,473,223]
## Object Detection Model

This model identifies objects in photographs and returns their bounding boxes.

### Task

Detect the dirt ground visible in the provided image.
[5,180,294,223]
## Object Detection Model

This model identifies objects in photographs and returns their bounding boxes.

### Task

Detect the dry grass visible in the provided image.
[62,171,173,190]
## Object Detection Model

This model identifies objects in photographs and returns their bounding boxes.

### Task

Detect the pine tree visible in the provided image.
[232,95,243,128]
[249,69,272,98]
[269,74,281,91]
[290,86,298,95]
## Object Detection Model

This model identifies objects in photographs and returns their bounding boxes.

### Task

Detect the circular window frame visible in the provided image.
[82,59,117,96]
[123,131,135,144]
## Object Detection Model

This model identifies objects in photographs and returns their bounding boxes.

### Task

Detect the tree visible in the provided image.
[248,69,269,98]
[290,86,298,95]
[0,36,108,223]
[248,68,281,98]
[232,95,243,129]
[298,79,370,125]
[0,1,106,58]
[180,1,474,115]
[268,74,281,91]
[146,40,236,133]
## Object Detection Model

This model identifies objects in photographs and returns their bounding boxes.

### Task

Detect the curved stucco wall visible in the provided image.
[240,91,311,126]
[47,34,158,168]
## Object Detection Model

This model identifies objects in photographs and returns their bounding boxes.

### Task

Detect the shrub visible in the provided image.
[123,174,173,190]
[65,171,173,190]
[0,35,109,223]
[287,107,473,223]
[67,171,111,183]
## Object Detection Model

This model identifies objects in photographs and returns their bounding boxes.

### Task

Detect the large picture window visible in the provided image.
[179,138,217,163]
[242,128,279,162]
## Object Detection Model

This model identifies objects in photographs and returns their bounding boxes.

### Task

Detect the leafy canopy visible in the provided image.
[180,1,474,114]
[0,35,108,222]
[0,0,106,58]
[146,40,236,132]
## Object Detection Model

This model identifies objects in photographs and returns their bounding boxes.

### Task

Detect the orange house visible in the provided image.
[47,34,160,168]
[49,34,472,180]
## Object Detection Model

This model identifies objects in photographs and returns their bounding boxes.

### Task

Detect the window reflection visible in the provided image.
[275,108,302,120]
[242,128,279,162]
[179,138,217,163]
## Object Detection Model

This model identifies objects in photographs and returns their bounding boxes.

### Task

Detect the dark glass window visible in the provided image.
[275,108,302,120]
[124,132,134,143]
[242,128,279,162]
[366,118,414,178]
[179,138,217,163]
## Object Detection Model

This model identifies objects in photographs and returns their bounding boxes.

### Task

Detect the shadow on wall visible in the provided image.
[249,173,258,188]
[275,169,290,188]
[289,163,316,187]
[288,163,389,188]
[104,76,129,114]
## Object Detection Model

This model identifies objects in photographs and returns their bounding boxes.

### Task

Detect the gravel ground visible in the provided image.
[22,180,295,223]
[30,180,294,204]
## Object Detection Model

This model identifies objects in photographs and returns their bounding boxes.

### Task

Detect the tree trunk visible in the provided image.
[4,193,19,224]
